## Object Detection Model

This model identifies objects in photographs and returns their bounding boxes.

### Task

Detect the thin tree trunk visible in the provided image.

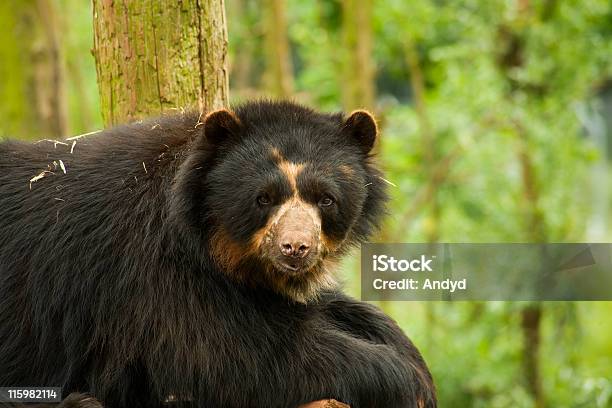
[521,304,544,408]
[228,0,254,92]
[35,0,68,138]
[0,0,67,139]
[405,39,439,243]
[496,1,546,406]
[92,0,229,125]
[263,0,294,97]
[341,0,375,110]
[66,59,95,134]
[516,121,546,408]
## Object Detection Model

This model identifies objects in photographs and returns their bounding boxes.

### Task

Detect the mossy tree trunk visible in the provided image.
[92,0,229,126]
[0,0,68,140]
[341,0,375,110]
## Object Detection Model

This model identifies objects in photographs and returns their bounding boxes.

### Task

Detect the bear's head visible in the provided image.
[174,101,387,303]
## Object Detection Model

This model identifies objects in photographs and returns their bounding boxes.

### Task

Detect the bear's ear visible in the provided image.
[342,110,378,154]
[203,109,242,146]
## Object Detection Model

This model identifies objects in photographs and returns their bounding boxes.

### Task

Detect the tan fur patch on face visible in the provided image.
[269,147,304,193]
[339,164,354,178]
[211,203,335,303]
[251,195,334,303]
[321,232,343,252]
[250,225,272,251]
[279,161,304,192]
[253,196,321,252]
[209,227,254,281]
[265,258,339,304]
[270,147,283,162]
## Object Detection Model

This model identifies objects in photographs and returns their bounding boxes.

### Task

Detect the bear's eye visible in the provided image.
[318,195,335,208]
[257,194,272,206]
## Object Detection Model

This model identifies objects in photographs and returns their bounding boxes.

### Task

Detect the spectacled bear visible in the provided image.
[0,100,436,408]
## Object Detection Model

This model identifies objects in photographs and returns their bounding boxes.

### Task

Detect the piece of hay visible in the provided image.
[29,170,54,189]
[377,176,397,187]
[66,129,102,141]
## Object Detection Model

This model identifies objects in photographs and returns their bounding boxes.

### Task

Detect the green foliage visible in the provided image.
[287,1,343,109]
[343,1,610,406]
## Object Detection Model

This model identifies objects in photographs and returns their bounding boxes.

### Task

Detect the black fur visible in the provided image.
[0,100,436,407]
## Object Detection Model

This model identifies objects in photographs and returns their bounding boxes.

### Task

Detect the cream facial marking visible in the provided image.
[252,196,321,251]
[269,147,304,194]
[339,164,354,178]
[256,147,343,265]
[252,147,326,256]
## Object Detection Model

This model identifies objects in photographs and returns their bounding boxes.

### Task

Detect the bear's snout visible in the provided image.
[269,199,320,273]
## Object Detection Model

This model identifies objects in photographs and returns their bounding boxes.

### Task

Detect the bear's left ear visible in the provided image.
[342,110,378,154]
[203,108,242,146]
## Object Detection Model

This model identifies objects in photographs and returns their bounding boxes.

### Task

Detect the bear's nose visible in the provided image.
[279,236,311,259]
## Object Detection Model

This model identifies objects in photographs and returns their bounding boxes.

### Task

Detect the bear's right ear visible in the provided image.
[203,109,242,146]
[341,110,378,154]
